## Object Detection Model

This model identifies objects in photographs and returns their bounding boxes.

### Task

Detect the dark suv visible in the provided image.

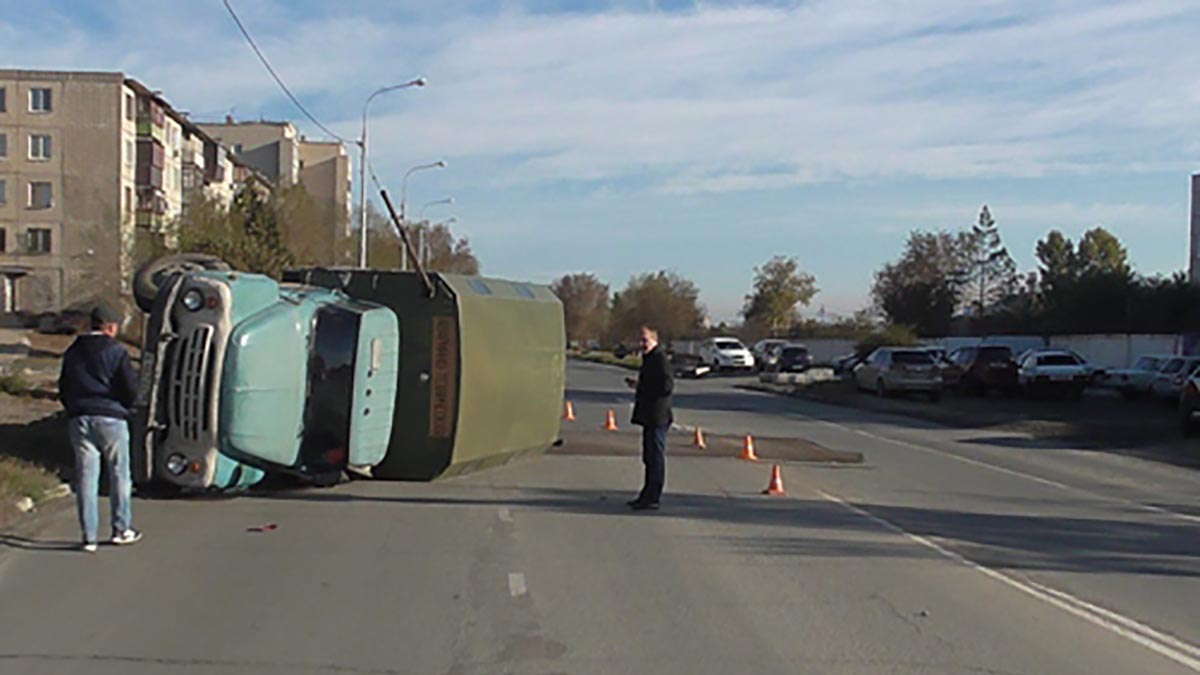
[942,345,1019,396]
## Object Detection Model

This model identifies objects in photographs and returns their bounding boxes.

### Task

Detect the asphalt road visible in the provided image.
[2,360,1199,674]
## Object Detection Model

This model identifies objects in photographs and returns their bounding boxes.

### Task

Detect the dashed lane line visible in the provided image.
[508,573,527,598]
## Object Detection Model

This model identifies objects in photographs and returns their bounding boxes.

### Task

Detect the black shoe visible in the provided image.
[630,501,660,511]
[627,497,646,507]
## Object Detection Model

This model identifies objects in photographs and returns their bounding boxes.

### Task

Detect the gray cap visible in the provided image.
[90,303,122,328]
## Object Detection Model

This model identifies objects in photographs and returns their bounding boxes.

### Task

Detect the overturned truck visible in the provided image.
[131,255,565,491]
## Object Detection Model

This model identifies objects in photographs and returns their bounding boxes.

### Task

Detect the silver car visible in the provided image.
[854,348,942,401]
[1149,356,1200,402]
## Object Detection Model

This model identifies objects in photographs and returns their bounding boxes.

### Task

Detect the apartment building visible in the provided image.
[1191,173,1199,285]
[197,119,351,264]
[0,70,244,315]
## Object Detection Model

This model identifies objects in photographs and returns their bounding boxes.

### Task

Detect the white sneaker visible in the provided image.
[81,542,98,554]
[111,530,143,546]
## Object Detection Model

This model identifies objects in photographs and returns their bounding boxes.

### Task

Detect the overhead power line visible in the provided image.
[221,0,348,143]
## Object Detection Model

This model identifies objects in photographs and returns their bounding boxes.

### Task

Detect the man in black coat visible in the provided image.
[625,326,674,510]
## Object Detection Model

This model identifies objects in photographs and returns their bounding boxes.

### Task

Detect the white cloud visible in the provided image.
[5,0,1198,194]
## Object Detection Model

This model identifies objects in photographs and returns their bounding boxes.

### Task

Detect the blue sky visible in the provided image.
[3,0,1198,320]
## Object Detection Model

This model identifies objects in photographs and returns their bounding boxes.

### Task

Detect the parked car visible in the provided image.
[833,352,865,378]
[854,348,942,401]
[941,345,1019,396]
[699,337,755,372]
[761,344,812,376]
[1179,371,1200,436]
[1017,349,1090,398]
[1149,356,1200,403]
[751,339,788,371]
[1102,354,1172,400]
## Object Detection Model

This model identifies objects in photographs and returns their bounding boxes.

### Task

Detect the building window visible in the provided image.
[0,179,6,205]
[29,134,51,161]
[0,227,5,253]
[0,87,6,113]
[125,139,134,166]
[25,228,51,253]
[232,143,243,154]
[29,88,52,113]
[28,181,52,209]
[124,186,132,216]
[125,93,134,121]
[0,133,6,159]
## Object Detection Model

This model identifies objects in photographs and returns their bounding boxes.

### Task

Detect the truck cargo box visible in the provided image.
[285,268,566,480]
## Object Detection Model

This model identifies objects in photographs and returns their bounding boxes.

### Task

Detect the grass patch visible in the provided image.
[0,455,59,504]
[571,350,642,370]
[0,372,32,396]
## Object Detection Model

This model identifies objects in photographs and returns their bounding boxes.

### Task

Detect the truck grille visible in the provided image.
[168,326,214,441]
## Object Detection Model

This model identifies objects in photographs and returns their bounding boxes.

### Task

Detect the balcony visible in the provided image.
[136,120,165,144]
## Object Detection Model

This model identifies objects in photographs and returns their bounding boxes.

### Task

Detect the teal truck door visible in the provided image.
[348,307,400,467]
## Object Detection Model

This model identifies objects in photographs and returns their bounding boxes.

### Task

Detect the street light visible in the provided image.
[357,77,426,269]
[399,160,447,270]
[417,198,454,267]
[418,197,454,222]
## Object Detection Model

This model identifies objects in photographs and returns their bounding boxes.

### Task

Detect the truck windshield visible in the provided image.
[299,305,362,472]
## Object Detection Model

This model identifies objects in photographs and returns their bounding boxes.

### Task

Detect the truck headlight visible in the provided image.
[166,453,188,476]
[181,289,204,312]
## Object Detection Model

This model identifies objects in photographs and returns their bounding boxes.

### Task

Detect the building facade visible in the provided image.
[1191,173,1199,285]
[0,70,244,315]
[197,119,351,265]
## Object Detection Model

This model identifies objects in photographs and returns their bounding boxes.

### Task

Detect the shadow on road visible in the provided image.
[0,534,80,553]
[239,483,1200,578]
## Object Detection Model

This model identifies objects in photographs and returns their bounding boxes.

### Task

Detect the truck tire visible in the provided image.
[133,254,231,313]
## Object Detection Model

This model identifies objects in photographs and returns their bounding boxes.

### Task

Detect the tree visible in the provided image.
[1076,227,1131,279]
[962,205,1018,316]
[740,256,818,335]
[871,230,972,336]
[608,271,705,344]
[357,204,480,274]
[551,273,611,345]
[177,188,296,279]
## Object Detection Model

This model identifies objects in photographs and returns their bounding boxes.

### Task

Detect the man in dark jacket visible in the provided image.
[625,326,674,510]
[59,303,142,552]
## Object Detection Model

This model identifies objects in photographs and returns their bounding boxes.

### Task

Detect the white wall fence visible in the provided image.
[673,334,1194,370]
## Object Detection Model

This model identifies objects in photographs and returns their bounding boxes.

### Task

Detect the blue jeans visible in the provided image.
[639,424,668,504]
[69,415,133,544]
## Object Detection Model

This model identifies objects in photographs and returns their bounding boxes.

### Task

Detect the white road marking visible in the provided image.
[808,417,1200,526]
[508,573,527,597]
[498,508,513,523]
[817,488,1200,672]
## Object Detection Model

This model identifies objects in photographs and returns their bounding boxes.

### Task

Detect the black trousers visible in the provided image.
[639,424,668,503]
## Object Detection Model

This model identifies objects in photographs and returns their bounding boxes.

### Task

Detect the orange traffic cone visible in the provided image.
[693,426,707,449]
[762,464,786,496]
[603,409,619,431]
[563,401,576,422]
[740,434,759,461]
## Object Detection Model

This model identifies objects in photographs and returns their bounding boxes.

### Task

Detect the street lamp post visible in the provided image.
[398,160,447,270]
[417,197,454,268]
[357,77,426,269]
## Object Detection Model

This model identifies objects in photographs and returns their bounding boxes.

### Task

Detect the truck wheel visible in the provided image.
[928,390,942,403]
[133,254,231,313]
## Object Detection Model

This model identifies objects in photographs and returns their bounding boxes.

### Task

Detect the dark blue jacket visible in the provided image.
[58,334,139,419]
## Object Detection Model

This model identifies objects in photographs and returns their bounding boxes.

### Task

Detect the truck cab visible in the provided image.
[134,267,398,490]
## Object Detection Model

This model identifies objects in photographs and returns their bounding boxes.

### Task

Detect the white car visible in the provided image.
[699,337,755,371]
[1102,354,1172,400]
[1018,350,1090,398]
[1148,356,1200,402]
